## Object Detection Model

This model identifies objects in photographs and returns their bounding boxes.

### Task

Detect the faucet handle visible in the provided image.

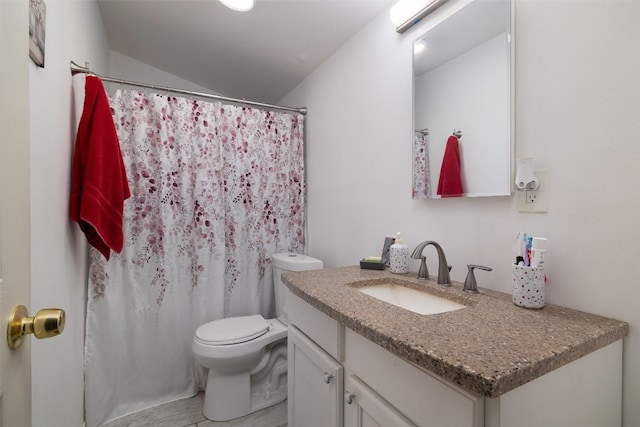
[464,264,492,293]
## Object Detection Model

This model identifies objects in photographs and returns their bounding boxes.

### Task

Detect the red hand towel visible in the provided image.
[69,76,130,260]
[437,135,463,197]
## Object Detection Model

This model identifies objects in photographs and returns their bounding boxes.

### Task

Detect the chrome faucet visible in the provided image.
[410,241,451,285]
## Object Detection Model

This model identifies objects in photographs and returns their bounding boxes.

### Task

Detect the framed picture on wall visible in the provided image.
[29,0,46,68]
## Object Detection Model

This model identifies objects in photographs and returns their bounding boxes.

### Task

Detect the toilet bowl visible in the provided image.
[192,252,323,421]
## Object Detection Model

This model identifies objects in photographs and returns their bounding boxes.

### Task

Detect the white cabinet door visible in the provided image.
[288,326,343,427]
[344,375,417,427]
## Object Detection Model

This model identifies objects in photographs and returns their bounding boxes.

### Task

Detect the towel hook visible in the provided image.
[453,129,462,138]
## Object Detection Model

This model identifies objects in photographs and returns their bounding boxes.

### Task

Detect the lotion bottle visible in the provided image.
[389,232,409,274]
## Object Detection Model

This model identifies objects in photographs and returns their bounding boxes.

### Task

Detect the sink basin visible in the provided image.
[357,282,466,315]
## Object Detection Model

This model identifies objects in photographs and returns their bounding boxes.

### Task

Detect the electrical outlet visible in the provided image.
[518,169,548,213]
[526,190,537,203]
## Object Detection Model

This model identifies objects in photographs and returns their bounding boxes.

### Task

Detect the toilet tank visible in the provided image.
[272,253,323,325]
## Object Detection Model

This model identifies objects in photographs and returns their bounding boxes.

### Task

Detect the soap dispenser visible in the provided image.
[389,232,409,274]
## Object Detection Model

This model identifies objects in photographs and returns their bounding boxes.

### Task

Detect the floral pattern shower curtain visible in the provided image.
[84,89,305,426]
[413,132,432,199]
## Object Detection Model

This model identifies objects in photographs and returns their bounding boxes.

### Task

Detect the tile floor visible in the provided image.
[103,392,287,427]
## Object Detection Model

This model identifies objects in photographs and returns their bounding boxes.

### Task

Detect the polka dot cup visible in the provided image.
[512,265,545,309]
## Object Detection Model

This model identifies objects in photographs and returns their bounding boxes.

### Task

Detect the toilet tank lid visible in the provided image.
[271,253,323,271]
[195,315,269,345]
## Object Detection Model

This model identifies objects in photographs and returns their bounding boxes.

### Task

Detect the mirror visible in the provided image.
[412,0,512,199]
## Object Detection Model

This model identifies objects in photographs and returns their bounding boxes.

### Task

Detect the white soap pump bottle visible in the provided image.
[389,232,409,274]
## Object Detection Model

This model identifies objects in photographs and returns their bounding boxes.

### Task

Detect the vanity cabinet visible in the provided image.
[287,291,623,427]
[287,292,480,427]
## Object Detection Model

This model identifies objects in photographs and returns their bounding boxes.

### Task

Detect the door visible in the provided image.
[344,375,417,427]
[0,0,33,425]
[288,326,343,427]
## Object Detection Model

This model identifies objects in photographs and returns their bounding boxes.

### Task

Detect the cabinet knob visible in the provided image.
[323,372,333,384]
[344,391,355,405]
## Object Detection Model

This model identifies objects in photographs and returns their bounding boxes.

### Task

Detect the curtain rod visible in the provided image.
[69,61,307,116]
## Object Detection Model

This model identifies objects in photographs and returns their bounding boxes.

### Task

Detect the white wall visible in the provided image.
[29,1,110,425]
[415,32,510,197]
[281,0,640,424]
[110,50,219,94]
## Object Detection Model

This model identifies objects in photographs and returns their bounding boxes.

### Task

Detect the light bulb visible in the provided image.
[219,0,255,12]
[414,39,428,55]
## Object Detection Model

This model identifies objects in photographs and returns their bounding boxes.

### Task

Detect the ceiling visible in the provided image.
[97,0,395,104]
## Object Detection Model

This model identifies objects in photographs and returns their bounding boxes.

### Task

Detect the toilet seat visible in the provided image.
[195,315,270,346]
[192,317,287,361]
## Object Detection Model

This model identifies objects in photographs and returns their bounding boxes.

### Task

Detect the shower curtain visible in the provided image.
[83,88,305,426]
[413,132,432,199]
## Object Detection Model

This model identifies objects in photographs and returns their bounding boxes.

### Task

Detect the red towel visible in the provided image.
[69,76,130,260]
[437,136,463,197]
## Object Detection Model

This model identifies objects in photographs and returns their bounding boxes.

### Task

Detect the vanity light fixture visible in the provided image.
[390,0,449,33]
[219,0,255,12]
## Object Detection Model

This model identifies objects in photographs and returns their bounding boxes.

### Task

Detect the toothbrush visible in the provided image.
[525,235,533,266]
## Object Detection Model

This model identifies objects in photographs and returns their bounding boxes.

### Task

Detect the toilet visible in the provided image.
[192,252,323,421]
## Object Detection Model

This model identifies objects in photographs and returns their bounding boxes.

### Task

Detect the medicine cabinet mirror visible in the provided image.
[412,0,513,199]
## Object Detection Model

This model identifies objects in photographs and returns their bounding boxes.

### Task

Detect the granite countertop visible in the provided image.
[283,266,628,399]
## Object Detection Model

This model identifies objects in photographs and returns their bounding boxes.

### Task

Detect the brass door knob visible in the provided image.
[7,305,65,350]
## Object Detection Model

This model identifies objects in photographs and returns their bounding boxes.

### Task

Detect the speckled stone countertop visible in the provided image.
[283,266,628,399]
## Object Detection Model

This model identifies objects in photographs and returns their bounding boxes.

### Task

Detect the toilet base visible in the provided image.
[203,370,251,421]
[202,370,288,422]
[202,340,288,421]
